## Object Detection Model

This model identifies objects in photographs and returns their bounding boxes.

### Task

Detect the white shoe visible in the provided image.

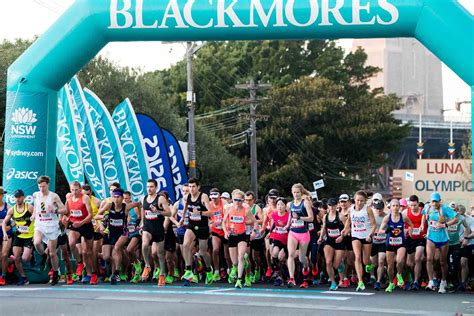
[438,280,447,294]
[426,280,435,291]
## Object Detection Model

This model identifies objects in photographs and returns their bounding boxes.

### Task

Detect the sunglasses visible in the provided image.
[233,198,243,203]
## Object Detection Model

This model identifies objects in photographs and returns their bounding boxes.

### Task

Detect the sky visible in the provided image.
[0,0,471,119]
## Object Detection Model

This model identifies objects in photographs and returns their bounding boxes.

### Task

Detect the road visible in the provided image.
[0,282,472,316]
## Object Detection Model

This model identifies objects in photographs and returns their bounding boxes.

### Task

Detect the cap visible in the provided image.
[13,189,24,197]
[373,200,385,210]
[372,193,383,201]
[0,187,6,195]
[400,198,408,207]
[221,192,231,199]
[339,194,349,202]
[430,192,441,202]
[268,189,279,198]
[327,198,338,206]
[209,192,220,199]
[112,188,124,197]
[449,202,456,209]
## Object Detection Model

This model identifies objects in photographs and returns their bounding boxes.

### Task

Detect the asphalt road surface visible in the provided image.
[0,282,472,316]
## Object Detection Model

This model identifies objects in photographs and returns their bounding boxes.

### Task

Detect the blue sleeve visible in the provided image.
[442,205,456,219]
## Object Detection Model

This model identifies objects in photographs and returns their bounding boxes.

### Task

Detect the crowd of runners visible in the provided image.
[0,175,473,294]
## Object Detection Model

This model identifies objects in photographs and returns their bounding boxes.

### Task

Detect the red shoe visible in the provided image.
[220,269,227,280]
[343,279,350,288]
[158,275,165,287]
[90,274,98,285]
[0,277,6,286]
[66,274,73,285]
[299,281,309,289]
[421,281,428,288]
[48,269,54,277]
[393,277,398,287]
[302,267,309,277]
[350,275,358,285]
[265,267,272,278]
[287,278,296,288]
[7,256,14,273]
[76,263,84,276]
[311,265,319,277]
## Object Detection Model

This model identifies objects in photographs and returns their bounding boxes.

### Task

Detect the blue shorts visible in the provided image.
[428,239,448,248]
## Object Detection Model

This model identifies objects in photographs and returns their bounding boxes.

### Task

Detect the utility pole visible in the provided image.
[235,80,271,199]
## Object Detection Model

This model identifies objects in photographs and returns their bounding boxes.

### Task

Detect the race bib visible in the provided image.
[110,219,123,227]
[18,226,29,234]
[308,223,315,231]
[38,213,53,222]
[412,227,421,236]
[183,218,189,226]
[429,220,440,231]
[389,237,403,246]
[276,227,287,234]
[448,224,458,233]
[189,213,202,221]
[327,228,341,238]
[127,225,137,233]
[231,216,244,224]
[353,222,366,232]
[145,210,158,220]
[291,219,305,228]
[71,209,83,217]
[374,233,386,241]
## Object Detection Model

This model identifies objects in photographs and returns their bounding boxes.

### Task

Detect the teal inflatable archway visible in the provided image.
[3,0,474,201]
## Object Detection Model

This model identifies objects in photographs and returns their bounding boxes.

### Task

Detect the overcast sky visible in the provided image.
[1,0,471,118]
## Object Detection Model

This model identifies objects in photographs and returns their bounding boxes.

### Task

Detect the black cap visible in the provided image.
[268,189,279,198]
[328,198,338,206]
[14,189,25,197]
[373,200,385,210]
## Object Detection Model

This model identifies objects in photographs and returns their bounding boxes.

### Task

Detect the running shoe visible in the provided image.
[7,256,14,273]
[287,278,296,288]
[183,279,191,287]
[312,278,320,285]
[131,274,141,284]
[205,271,214,285]
[220,269,227,280]
[365,264,374,273]
[274,276,283,287]
[153,267,161,280]
[181,269,194,281]
[457,283,466,292]
[228,266,237,283]
[385,282,395,293]
[213,270,221,282]
[111,273,120,285]
[426,280,436,291]
[235,279,243,289]
[165,275,174,285]
[402,283,410,291]
[249,273,255,284]
[421,281,428,288]
[66,274,73,285]
[329,281,338,291]
[412,281,420,291]
[75,262,84,278]
[50,272,59,286]
[374,281,381,291]
[82,275,91,284]
[300,281,309,289]
[192,274,198,283]
[265,267,272,279]
[351,275,358,285]
[119,272,128,282]
[312,265,319,277]
[254,269,261,282]
[302,267,310,277]
[0,277,5,286]
[342,278,350,288]
[17,277,29,286]
[356,281,365,292]
[396,273,405,287]
[141,266,151,281]
[245,275,252,287]
[438,280,447,294]
[90,274,98,285]
[158,275,165,287]
[133,261,143,277]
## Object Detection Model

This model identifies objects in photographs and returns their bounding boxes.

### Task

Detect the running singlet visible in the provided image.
[143,195,164,227]
[33,192,59,228]
[325,211,344,240]
[386,213,405,247]
[373,212,387,244]
[176,199,188,237]
[127,207,140,236]
[90,196,101,233]
[108,203,127,236]
[187,193,209,228]
[447,214,463,246]
[0,203,12,238]
[227,206,247,236]
[67,194,88,223]
[423,204,456,243]
[405,207,425,239]
[289,201,308,233]
[251,205,263,240]
[210,200,224,236]
[350,205,372,239]
[270,211,289,244]
[265,206,275,231]
[13,203,34,238]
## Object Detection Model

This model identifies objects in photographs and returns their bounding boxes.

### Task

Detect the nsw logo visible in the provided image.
[6,168,38,180]
[11,107,38,138]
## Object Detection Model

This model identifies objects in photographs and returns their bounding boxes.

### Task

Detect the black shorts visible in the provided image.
[70,222,94,240]
[351,237,371,245]
[13,235,33,249]
[251,238,265,251]
[371,243,386,256]
[344,236,353,251]
[228,233,247,248]
[271,240,288,256]
[186,226,210,241]
[93,232,104,241]
[57,233,68,246]
[164,228,176,252]
[106,233,127,246]
[325,238,346,251]
[142,229,165,244]
[176,234,185,245]
[407,238,426,254]
[461,244,474,258]
[386,244,406,252]
[211,232,227,245]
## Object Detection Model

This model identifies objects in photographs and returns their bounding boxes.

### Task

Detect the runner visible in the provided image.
[179,178,214,285]
[460,206,474,291]
[268,197,289,286]
[318,198,346,291]
[342,191,376,291]
[371,199,387,290]
[32,176,67,285]
[0,187,13,285]
[338,193,353,288]
[404,195,426,290]
[222,189,254,288]
[209,188,225,282]
[123,191,142,284]
[170,184,189,279]
[82,184,102,283]
[140,180,172,286]
[446,203,469,291]
[378,199,414,293]
[262,189,279,279]
[286,183,314,288]
[422,192,459,293]
[162,191,177,285]
[246,191,264,284]
[2,190,33,286]
[65,181,96,284]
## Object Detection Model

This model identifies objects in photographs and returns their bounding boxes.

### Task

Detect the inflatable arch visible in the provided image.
[3,0,474,200]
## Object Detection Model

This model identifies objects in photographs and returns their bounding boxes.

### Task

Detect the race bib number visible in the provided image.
[412,227,421,236]
[291,219,305,228]
[71,209,83,217]
[127,225,137,233]
[429,220,440,231]
[183,218,189,226]
[231,216,244,224]
[276,227,287,234]
[353,222,366,232]
[389,237,403,246]
[447,224,458,233]
[189,213,202,221]
[110,219,123,227]
[38,213,53,222]
[374,233,386,242]
[145,210,158,220]
[18,226,29,234]
[308,223,315,231]
[327,228,341,238]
